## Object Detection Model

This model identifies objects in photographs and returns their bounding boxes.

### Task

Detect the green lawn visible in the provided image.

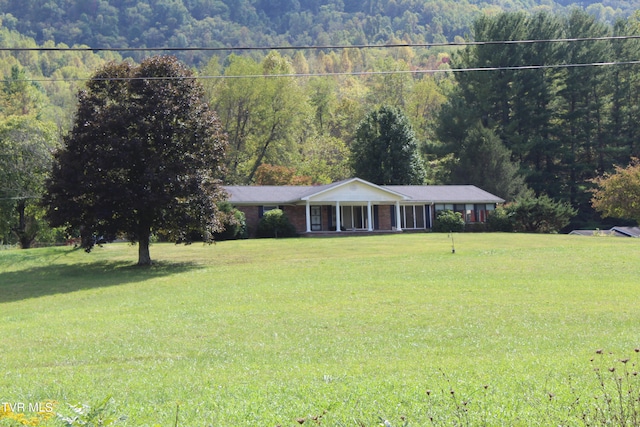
[1,233,639,426]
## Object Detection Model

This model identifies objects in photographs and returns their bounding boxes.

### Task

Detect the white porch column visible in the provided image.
[395,201,402,230]
[305,201,311,233]
[367,201,373,231]
[335,201,341,232]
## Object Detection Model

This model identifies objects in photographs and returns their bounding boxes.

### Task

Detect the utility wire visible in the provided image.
[4,59,640,83]
[2,35,640,83]
[2,34,640,52]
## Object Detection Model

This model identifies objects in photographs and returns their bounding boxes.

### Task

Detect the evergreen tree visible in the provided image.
[450,124,527,201]
[351,105,425,185]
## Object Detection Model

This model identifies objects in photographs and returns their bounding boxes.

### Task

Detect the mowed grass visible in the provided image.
[0,233,639,426]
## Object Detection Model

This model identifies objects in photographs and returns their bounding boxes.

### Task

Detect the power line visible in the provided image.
[3,59,640,84]
[2,35,639,83]
[2,34,640,53]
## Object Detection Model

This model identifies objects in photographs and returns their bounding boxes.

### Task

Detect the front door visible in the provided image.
[311,206,322,231]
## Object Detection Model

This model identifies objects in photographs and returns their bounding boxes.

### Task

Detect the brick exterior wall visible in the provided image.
[377,205,393,230]
[283,205,307,234]
[237,206,260,237]
[237,205,308,236]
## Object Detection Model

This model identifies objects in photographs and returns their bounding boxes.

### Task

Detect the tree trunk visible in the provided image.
[13,200,34,249]
[137,233,152,266]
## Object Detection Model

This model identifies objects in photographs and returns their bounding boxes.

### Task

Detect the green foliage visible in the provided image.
[506,192,577,233]
[487,193,576,233]
[253,164,313,185]
[0,82,60,248]
[591,158,640,225]
[4,3,640,233]
[43,56,228,265]
[57,397,126,427]
[432,209,465,232]
[449,124,527,201]
[0,1,576,61]
[351,105,426,185]
[256,208,297,238]
[209,53,310,184]
[438,9,640,226]
[4,0,636,69]
[214,201,247,241]
[485,206,515,232]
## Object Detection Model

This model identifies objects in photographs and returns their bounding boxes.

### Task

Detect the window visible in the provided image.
[260,205,279,217]
[335,205,368,230]
[475,204,485,223]
[465,203,475,223]
[401,205,427,229]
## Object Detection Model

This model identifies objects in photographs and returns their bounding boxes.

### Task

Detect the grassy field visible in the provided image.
[1,233,639,426]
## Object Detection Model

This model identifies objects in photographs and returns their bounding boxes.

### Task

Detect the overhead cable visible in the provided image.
[4,59,640,84]
[2,34,640,53]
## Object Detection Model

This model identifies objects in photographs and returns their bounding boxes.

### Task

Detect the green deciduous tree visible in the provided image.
[209,52,309,184]
[44,56,228,265]
[254,163,313,185]
[351,105,425,185]
[591,158,640,224]
[0,64,60,248]
[0,115,58,247]
[1,65,45,116]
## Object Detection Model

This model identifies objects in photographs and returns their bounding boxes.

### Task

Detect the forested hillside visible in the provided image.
[0,0,637,65]
[2,1,640,246]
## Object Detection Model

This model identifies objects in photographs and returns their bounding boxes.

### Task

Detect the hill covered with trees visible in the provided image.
[2,1,640,245]
[0,0,637,65]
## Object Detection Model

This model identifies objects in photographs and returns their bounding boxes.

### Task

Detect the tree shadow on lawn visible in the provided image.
[0,254,203,304]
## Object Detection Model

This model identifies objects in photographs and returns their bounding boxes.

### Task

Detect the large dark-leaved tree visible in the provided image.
[44,56,228,265]
[351,105,426,185]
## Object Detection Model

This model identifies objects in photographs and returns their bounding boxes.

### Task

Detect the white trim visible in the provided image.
[301,178,409,202]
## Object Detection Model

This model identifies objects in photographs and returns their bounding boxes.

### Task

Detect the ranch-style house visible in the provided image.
[224,178,504,236]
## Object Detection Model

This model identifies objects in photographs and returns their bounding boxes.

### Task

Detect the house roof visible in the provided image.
[385,185,504,204]
[569,226,640,237]
[612,226,640,237]
[224,178,505,205]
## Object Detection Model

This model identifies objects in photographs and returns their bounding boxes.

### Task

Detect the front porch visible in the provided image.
[299,202,432,234]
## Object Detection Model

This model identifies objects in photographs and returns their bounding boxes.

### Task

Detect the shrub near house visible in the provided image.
[433,210,466,232]
[257,209,297,238]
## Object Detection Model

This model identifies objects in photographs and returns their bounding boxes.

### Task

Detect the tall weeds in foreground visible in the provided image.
[581,349,640,426]
[5,353,637,427]
[56,397,126,427]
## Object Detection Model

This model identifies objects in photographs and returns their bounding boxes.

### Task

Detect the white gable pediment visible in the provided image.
[302,178,407,203]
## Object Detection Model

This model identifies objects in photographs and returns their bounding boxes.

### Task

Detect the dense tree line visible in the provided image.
[436,9,640,227]
[0,0,637,66]
[2,6,640,246]
[0,22,118,246]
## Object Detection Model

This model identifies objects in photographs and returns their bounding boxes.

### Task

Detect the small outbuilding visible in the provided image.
[224,178,504,237]
[569,226,640,237]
